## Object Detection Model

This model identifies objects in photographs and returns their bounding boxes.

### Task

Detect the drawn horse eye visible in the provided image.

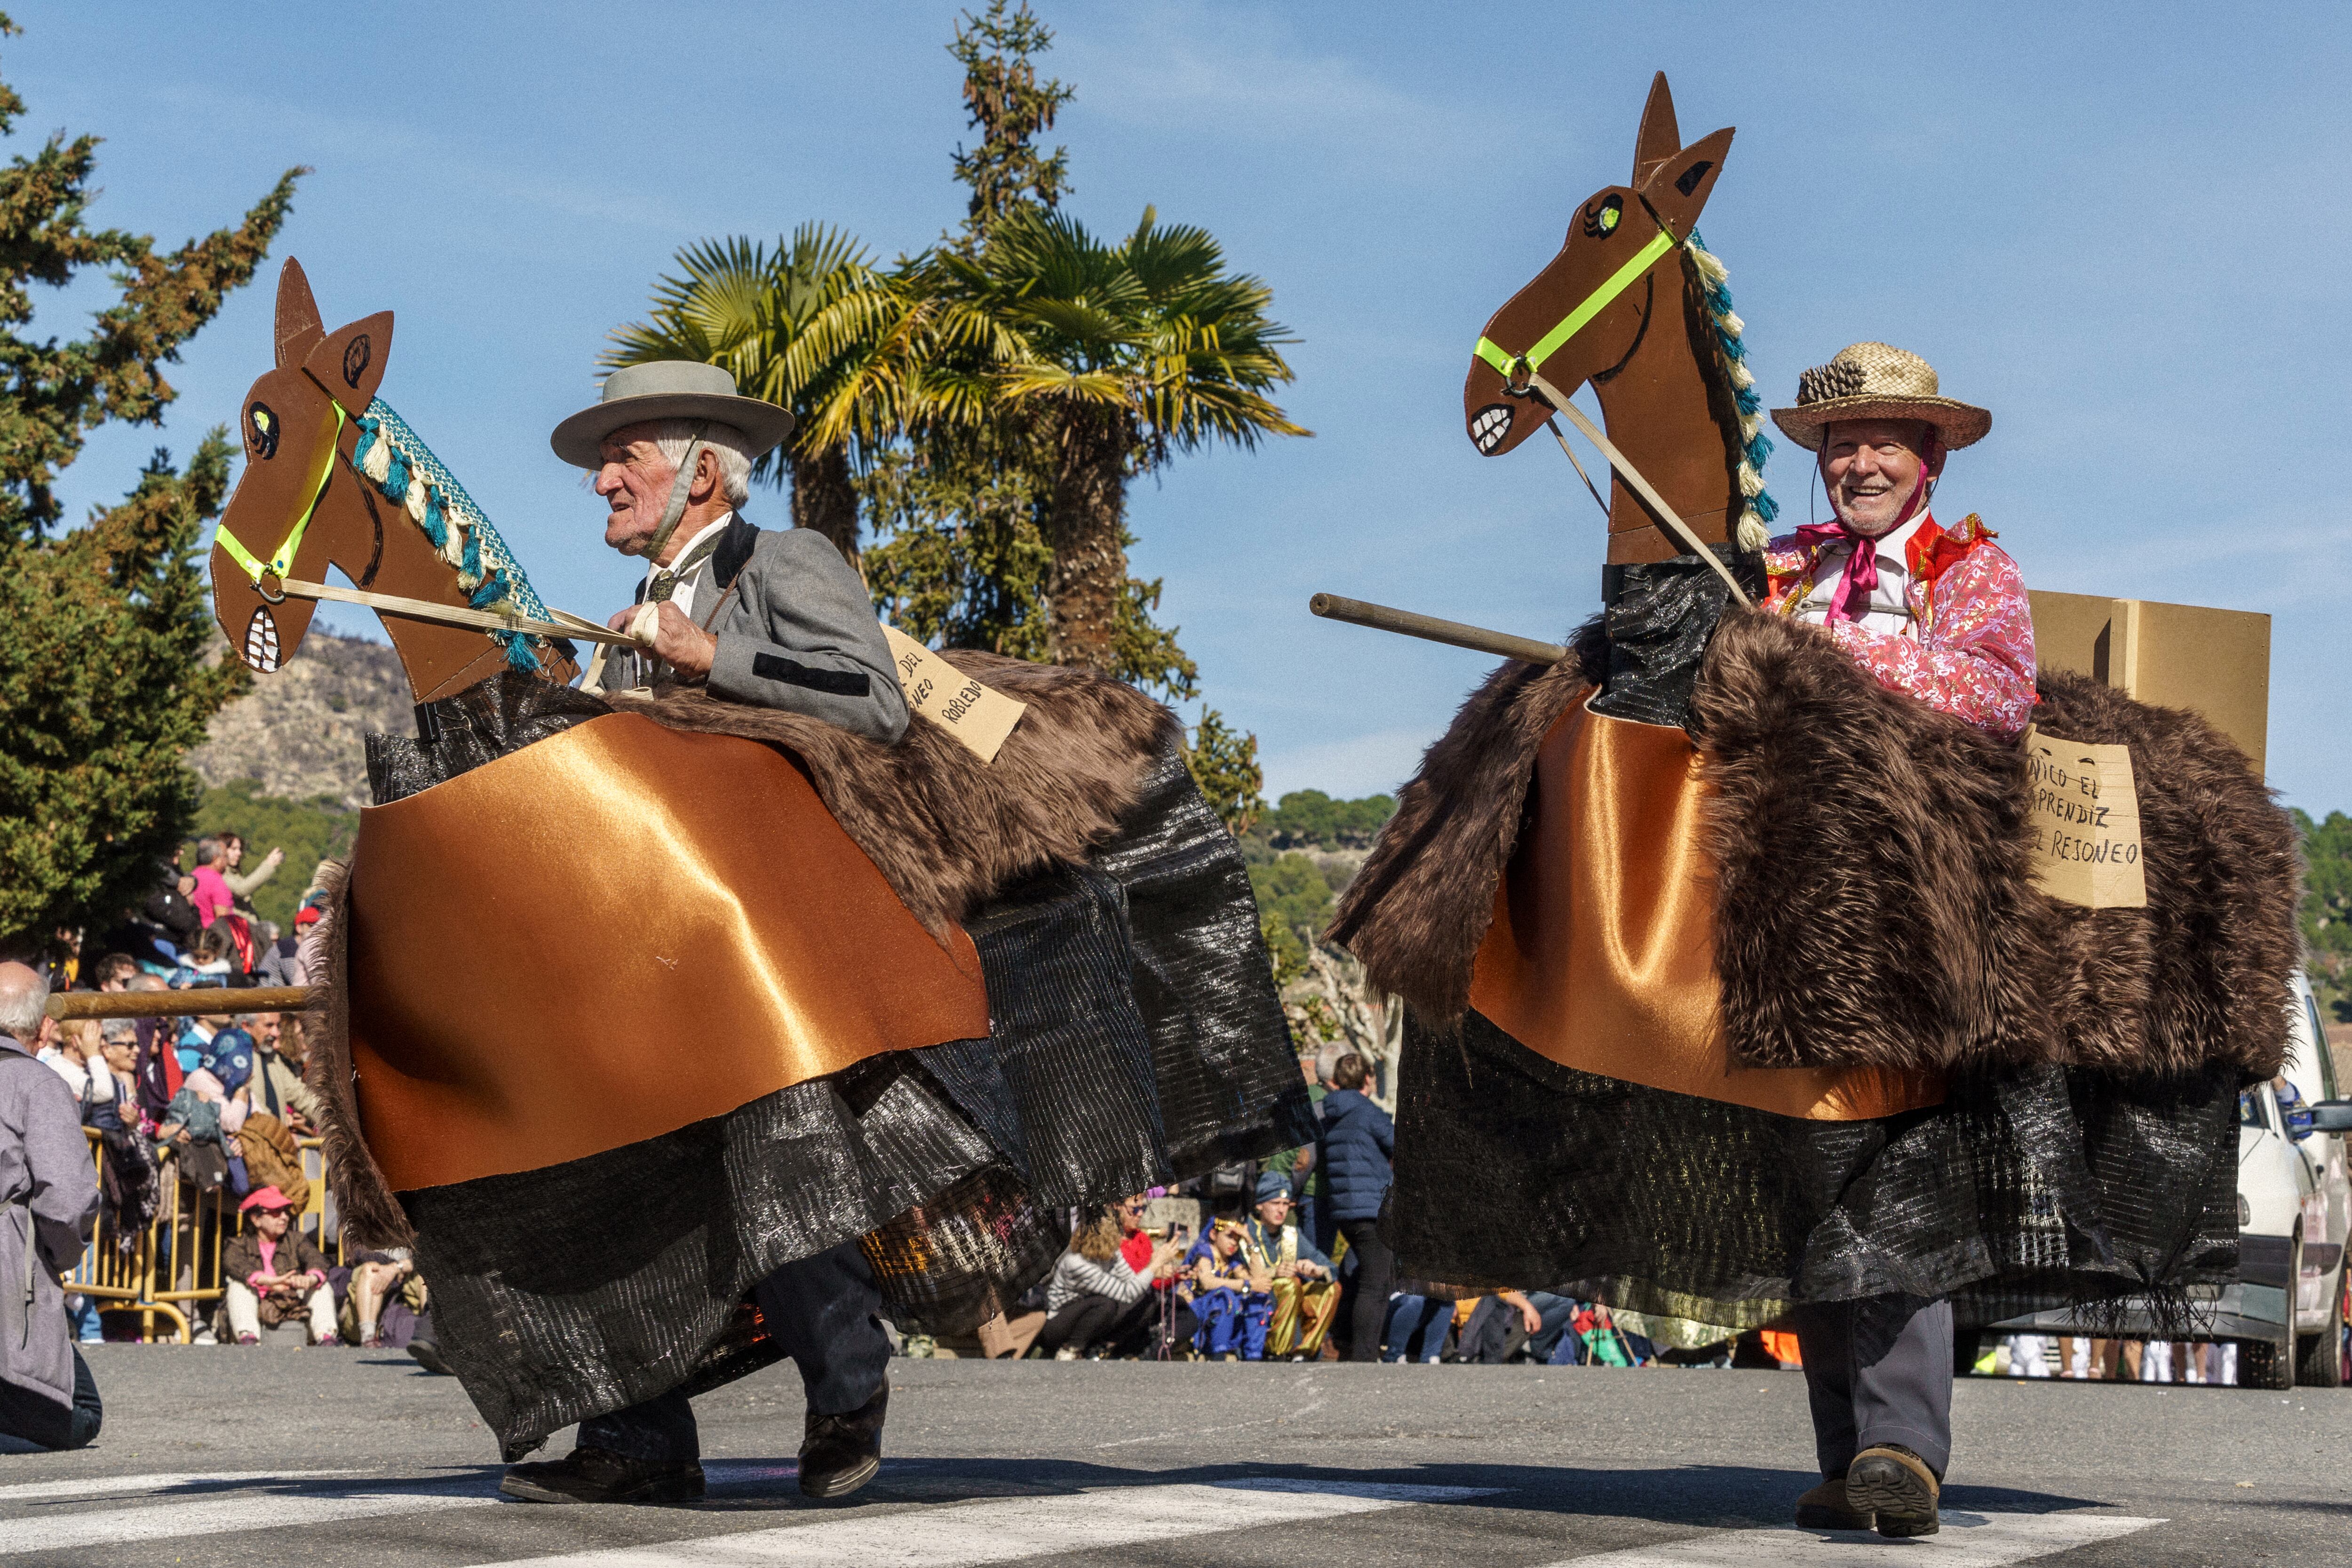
[247,402,279,461]
[1581,195,1624,240]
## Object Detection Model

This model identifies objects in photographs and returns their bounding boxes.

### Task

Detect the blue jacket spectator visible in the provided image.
[1318,1084,1395,1223]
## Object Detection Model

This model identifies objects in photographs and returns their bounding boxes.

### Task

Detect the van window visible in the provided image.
[2308,994,2339,1099]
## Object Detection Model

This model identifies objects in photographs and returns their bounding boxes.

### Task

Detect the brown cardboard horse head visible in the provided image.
[1463,75,1744,562]
[209,259,578,703]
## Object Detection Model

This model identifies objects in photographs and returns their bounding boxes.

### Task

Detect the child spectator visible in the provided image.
[1184,1219,1273,1360]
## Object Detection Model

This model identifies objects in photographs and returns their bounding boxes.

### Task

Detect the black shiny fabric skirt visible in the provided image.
[377,692,1311,1459]
[1386,1010,2241,1335]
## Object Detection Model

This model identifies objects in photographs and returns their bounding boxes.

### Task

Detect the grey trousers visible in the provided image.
[1791,1293,1952,1481]
[577,1239,890,1464]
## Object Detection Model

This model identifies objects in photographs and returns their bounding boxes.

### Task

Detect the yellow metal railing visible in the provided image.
[68,1127,348,1343]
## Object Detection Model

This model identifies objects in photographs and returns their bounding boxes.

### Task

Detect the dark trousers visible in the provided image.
[1791,1293,1953,1481]
[0,1346,103,1451]
[578,1239,890,1464]
[1335,1218,1394,1363]
[1035,1292,1156,1358]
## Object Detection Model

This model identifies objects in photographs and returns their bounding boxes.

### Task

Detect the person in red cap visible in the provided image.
[221,1187,339,1345]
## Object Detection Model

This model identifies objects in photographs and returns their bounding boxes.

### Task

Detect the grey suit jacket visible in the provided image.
[698,523,907,744]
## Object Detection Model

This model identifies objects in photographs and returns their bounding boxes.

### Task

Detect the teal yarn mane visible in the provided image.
[350,400,553,672]
[1685,230,1778,551]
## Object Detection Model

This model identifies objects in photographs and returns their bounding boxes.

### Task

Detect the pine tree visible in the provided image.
[0,15,302,955]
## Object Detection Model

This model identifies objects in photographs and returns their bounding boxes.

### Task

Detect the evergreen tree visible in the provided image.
[946,0,1073,247]
[0,15,302,954]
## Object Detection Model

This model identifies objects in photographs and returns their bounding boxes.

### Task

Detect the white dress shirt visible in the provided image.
[1790,513,1931,637]
[639,512,734,622]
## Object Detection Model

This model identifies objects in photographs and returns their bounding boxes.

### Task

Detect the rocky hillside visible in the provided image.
[186,630,410,808]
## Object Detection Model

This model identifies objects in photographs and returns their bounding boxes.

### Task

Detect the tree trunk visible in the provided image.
[788,443,862,573]
[1043,408,1129,672]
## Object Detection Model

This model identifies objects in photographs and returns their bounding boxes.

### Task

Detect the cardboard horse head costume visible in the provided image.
[209,261,1311,1459]
[1328,74,2299,1337]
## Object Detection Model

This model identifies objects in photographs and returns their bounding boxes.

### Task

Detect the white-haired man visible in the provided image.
[497,362,899,1507]
[0,961,103,1451]
[564,360,906,743]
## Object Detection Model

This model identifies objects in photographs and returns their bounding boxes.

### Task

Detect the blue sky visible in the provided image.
[16,2,2351,812]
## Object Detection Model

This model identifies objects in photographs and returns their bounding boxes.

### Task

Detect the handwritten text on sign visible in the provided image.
[2023,726,2147,908]
[881,625,1027,764]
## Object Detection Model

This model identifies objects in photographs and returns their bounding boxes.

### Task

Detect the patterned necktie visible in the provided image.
[644,532,723,605]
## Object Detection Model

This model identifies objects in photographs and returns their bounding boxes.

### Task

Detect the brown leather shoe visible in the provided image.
[800,1379,887,1500]
[500,1445,706,1505]
[1793,1476,1872,1531]
[1844,1445,1940,1537]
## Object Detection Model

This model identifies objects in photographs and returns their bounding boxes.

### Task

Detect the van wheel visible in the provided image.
[2298,1258,2345,1389]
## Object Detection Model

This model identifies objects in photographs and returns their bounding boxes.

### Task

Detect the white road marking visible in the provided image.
[470,1478,1500,1567]
[1552,1510,2164,1566]
[0,1468,360,1503]
[0,1482,497,1557]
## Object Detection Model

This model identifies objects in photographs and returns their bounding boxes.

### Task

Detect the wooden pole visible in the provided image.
[45,986,327,1021]
[1309,593,1571,665]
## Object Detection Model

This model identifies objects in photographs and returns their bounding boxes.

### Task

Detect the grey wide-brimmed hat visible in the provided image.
[549,360,795,468]
[1769,342,1990,452]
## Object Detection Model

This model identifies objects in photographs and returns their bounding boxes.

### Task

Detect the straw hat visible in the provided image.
[550,360,795,469]
[1769,342,1990,452]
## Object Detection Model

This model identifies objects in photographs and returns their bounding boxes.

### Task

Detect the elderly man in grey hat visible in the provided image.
[499,364,900,1508]
[556,360,906,743]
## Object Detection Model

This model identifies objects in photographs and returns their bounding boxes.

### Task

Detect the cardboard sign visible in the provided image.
[2024,726,2147,908]
[882,624,1026,764]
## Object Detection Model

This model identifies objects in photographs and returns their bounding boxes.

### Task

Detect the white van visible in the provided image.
[1980,970,2352,1388]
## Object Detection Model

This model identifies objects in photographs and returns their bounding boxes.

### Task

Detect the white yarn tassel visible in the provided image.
[1736,510,1771,552]
[361,438,393,486]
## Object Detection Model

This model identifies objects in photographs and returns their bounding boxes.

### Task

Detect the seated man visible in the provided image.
[505,361,902,1507]
[1184,1220,1272,1360]
[221,1186,339,1345]
[1240,1173,1338,1361]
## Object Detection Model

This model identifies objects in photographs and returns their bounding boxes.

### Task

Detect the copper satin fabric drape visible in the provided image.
[346,714,992,1191]
[1467,698,1944,1121]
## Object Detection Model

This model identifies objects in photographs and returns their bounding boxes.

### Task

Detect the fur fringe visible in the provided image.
[608,651,1183,938]
[298,859,416,1249]
[1326,624,1605,1027]
[1332,606,2300,1079]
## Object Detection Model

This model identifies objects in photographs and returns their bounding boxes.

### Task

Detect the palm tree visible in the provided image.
[605,226,924,567]
[939,206,1308,672]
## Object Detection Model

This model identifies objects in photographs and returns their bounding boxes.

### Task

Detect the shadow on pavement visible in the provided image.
[688,1457,2108,1523]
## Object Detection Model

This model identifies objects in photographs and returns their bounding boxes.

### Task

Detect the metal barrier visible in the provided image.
[68,1127,346,1343]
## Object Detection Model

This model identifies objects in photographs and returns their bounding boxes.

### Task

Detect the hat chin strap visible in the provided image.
[632,428,708,562]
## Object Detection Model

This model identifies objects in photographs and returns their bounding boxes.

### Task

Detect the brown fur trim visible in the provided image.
[1331,606,2300,1080]
[607,652,1181,937]
[298,860,414,1249]
[1696,611,2059,1071]
[1327,654,1596,1025]
[2031,670,2299,1078]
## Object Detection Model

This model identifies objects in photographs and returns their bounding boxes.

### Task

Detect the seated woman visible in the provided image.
[1184,1219,1273,1361]
[1034,1201,1184,1360]
[221,1186,340,1345]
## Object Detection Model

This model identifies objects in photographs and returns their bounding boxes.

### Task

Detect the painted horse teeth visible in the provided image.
[245,606,281,673]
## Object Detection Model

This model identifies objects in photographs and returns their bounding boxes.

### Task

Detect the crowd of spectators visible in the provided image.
[32,838,440,1365]
[996,1049,1684,1369]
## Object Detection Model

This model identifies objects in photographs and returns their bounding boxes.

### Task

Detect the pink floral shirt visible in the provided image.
[1760,513,2037,738]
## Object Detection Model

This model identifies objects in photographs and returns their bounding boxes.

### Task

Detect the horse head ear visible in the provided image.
[1633,72,1681,188]
[302,311,394,418]
[1638,125,1735,240]
[275,259,325,369]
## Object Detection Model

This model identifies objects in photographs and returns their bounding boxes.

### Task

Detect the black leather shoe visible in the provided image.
[1793,1476,1872,1531]
[407,1339,453,1377]
[1844,1444,1939,1538]
[799,1379,887,1499]
[500,1445,706,1505]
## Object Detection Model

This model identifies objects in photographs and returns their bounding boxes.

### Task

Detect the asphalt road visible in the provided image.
[2,1347,2345,1567]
